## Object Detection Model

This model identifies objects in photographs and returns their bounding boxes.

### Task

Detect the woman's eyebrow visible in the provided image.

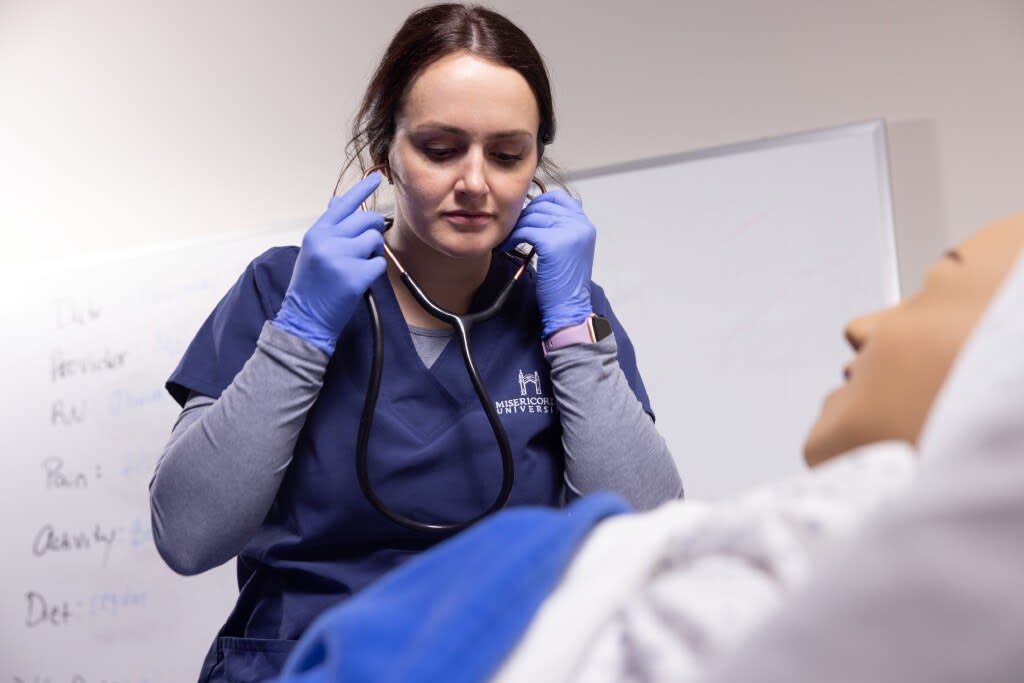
[411,123,533,139]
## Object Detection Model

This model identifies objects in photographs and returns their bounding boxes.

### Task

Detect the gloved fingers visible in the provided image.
[525,190,583,211]
[512,211,561,231]
[501,225,550,252]
[335,209,386,239]
[341,226,385,259]
[323,171,383,224]
[300,217,382,268]
[303,210,382,250]
[347,255,387,289]
[518,200,580,220]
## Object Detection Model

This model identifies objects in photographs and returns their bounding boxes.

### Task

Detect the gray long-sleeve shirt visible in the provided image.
[150,321,681,576]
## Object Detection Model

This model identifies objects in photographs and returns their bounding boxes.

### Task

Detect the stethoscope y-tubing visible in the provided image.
[354,165,542,535]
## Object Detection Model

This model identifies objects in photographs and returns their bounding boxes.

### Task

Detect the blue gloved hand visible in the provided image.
[503,190,595,339]
[273,172,386,355]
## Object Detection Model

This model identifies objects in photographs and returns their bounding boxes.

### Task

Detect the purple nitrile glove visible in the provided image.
[273,172,386,355]
[503,190,595,339]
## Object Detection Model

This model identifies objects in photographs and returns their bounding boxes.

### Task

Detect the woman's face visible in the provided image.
[803,215,1024,466]
[386,50,540,260]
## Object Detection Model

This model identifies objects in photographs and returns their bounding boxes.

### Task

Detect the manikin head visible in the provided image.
[804,213,1024,466]
[344,4,559,261]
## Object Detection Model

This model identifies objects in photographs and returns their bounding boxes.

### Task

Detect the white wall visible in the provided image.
[3,0,1023,290]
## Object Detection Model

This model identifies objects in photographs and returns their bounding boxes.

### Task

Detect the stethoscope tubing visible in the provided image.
[354,164,543,535]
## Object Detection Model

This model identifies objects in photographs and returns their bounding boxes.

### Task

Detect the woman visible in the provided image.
[149,4,681,681]
[266,213,1024,683]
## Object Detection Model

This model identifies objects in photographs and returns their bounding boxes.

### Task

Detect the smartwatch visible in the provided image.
[542,315,613,356]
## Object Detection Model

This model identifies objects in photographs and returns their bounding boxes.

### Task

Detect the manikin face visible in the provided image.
[803,214,1024,466]
[386,50,541,260]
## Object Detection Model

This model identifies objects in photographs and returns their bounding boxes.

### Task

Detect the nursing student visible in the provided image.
[148,3,682,681]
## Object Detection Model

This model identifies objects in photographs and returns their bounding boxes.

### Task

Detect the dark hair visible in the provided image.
[338,3,564,190]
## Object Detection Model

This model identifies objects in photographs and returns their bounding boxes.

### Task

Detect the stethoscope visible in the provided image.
[352,164,545,535]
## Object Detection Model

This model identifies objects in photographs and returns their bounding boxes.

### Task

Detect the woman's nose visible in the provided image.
[843,310,882,351]
[455,150,488,199]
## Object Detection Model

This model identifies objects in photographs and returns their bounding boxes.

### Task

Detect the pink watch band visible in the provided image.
[542,318,594,356]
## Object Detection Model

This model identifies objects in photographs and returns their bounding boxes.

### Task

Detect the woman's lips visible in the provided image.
[443,211,494,226]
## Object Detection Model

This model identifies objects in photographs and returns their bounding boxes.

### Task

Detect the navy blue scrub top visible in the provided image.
[167,246,652,681]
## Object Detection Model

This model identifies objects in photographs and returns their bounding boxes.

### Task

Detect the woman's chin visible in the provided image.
[433,232,505,260]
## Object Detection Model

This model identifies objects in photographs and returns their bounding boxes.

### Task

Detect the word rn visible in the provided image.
[51,399,87,427]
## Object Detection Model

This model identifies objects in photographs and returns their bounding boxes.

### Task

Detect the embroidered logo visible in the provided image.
[518,369,542,396]
[496,368,557,416]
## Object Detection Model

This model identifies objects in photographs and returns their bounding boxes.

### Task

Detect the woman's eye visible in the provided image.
[493,152,524,164]
[423,147,456,160]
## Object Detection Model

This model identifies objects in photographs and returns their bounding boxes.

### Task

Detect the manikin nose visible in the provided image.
[843,310,882,351]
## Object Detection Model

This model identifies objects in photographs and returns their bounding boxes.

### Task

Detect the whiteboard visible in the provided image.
[574,120,898,498]
[0,120,896,680]
[0,226,306,682]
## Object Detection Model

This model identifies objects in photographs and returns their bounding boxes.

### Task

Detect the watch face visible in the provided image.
[589,315,614,342]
